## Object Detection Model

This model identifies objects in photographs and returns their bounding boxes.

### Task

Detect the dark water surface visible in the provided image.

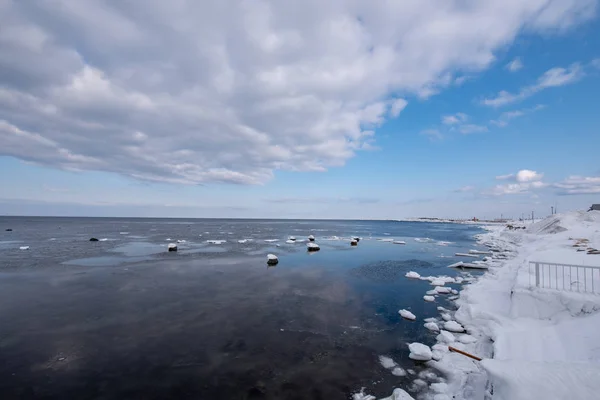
[0,217,483,399]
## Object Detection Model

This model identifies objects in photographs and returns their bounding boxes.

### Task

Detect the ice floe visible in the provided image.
[423,295,435,302]
[399,309,416,320]
[443,320,465,333]
[424,322,440,332]
[408,342,432,361]
[405,271,420,279]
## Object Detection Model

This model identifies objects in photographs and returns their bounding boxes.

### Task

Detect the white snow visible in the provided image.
[99,238,108,241]
[393,240,406,245]
[415,237,434,243]
[455,252,479,258]
[434,286,452,294]
[308,235,315,240]
[167,243,177,251]
[423,295,435,302]
[440,313,452,322]
[398,309,416,320]
[447,261,464,268]
[405,271,421,279]
[267,254,278,261]
[436,330,455,343]
[176,239,186,243]
[418,211,600,400]
[379,238,394,242]
[206,240,226,244]
[288,236,296,241]
[443,321,465,333]
[424,322,440,332]
[238,239,249,243]
[430,279,447,286]
[19,246,30,250]
[408,342,432,361]
[468,249,492,255]
[306,242,320,250]
[264,239,278,242]
[378,355,397,369]
[285,239,295,244]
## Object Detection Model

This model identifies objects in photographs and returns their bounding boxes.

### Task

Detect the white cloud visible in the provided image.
[420,129,443,141]
[389,98,408,118]
[491,104,545,127]
[459,124,488,134]
[482,63,585,107]
[488,169,546,195]
[0,1,596,184]
[506,57,523,72]
[592,58,600,69]
[554,176,600,194]
[442,112,468,125]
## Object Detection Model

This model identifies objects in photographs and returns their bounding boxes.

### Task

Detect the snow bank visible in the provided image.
[399,309,416,320]
[408,342,432,361]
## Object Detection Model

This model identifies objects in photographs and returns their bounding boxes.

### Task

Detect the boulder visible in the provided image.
[89,238,99,242]
[167,243,178,252]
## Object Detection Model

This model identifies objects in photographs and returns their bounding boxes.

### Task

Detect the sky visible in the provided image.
[1,0,600,220]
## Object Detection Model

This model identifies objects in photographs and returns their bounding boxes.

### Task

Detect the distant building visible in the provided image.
[589,204,600,211]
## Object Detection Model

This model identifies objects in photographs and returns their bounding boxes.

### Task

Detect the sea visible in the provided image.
[0,217,484,399]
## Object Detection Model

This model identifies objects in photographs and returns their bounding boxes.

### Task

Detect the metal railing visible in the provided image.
[529,261,600,294]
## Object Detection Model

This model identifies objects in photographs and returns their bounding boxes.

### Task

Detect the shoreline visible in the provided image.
[360,210,600,400]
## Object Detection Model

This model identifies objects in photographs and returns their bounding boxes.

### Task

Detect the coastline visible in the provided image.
[361,210,600,400]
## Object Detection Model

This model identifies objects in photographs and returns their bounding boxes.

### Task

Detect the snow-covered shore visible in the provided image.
[359,210,600,400]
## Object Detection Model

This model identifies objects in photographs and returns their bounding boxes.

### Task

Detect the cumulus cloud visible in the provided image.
[554,176,600,194]
[506,57,524,72]
[482,63,585,107]
[442,113,468,125]
[0,1,596,184]
[488,169,546,195]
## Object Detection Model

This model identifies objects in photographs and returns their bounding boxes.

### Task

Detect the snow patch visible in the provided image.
[399,309,416,320]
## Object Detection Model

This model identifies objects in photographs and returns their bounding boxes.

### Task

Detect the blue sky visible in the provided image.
[1,1,599,219]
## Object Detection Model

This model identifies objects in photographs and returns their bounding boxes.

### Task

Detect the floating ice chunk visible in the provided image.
[432,344,448,352]
[468,249,492,255]
[380,388,415,400]
[407,369,415,375]
[437,306,449,312]
[167,243,177,252]
[424,322,440,332]
[285,240,295,244]
[430,279,447,286]
[99,238,108,242]
[379,355,397,369]
[419,370,438,380]
[405,271,421,279]
[424,295,435,302]
[379,238,394,242]
[264,239,278,243]
[411,379,428,391]
[458,334,477,344]
[166,238,172,241]
[443,321,465,333]
[393,240,406,245]
[437,241,452,246]
[440,313,452,321]
[267,254,278,265]
[436,330,455,343]
[120,232,129,235]
[206,240,226,244]
[434,286,452,294]
[19,246,30,250]
[238,239,248,244]
[451,289,458,295]
[176,239,186,243]
[447,261,464,268]
[415,238,434,243]
[306,242,320,251]
[391,367,407,377]
[432,351,443,361]
[352,389,376,400]
[399,309,416,320]
[408,342,432,361]
[455,252,479,258]
[424,317,438,323]
[426,290,437,295]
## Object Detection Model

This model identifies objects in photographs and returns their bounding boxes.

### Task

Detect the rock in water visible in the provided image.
[89,238,99,242]
[167,243,178,252]
[351,239,358,246]
[308,235,315,242]
[5,228,12,231]
[307,242,320,252]
[353,236,361,242]
[267,254,279,265]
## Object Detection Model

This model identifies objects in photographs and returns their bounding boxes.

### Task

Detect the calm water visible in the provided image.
[0,217,483,399]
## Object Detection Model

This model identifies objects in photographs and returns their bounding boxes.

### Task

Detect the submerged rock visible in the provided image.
[307,242,320,252]
[167,243,178,252]
[89,237,99,242]
[267,254,279,265]
[5,228,12,231]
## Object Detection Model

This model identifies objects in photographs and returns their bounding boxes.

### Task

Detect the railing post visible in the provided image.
[535,263,540,287]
